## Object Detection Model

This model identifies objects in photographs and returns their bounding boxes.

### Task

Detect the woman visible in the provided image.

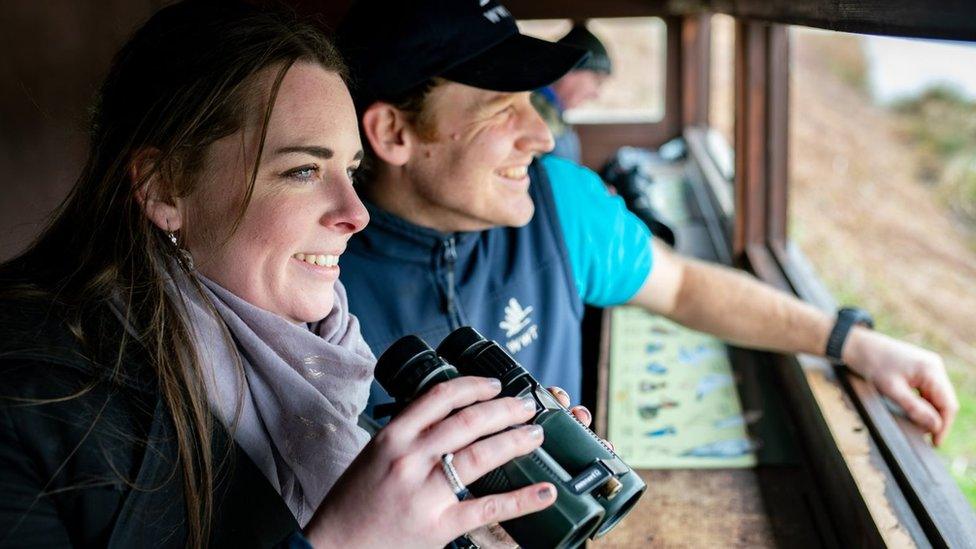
[0,1,574,546]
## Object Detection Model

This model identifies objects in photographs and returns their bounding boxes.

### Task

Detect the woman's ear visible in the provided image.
[361,103,414,167]
[130,148,184,232]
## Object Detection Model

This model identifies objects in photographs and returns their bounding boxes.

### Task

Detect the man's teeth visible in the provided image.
[497,166,528,179]
[294,253,340,267]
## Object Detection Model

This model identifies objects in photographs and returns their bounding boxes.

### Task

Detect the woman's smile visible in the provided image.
[292,252,342,280]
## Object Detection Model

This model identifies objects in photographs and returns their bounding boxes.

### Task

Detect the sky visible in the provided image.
[864,35,976,104]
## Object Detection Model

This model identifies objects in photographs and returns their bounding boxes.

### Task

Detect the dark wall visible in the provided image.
[0,1,162,260]
[0,0,673,260]
[0,0,358,262]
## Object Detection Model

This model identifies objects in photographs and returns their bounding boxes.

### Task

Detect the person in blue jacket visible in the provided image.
[335,0,958,445]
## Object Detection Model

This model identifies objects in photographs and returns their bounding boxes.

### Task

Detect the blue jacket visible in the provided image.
[343,160,585,410]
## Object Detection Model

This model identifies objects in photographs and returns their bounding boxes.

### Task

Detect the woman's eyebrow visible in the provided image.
[274,145,334,159]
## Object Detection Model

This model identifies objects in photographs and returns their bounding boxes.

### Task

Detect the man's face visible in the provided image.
[552,69,608,110]
[400,82,555,232]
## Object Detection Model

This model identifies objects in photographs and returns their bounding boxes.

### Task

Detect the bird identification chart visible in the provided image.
[606,306,757,468]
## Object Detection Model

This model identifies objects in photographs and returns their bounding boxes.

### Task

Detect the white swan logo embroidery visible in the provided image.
[500,298,533,337]
[499,298,539,353]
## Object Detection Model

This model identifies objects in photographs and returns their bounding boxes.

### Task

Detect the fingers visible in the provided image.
[546,386,594,427]
[568,407,613,452]
[570,405,592,427]
[918,369,959,446]
[447,483,557,535]
[881,377,943,437]
[547,386,571,408]
[421,396,538,457]
[933,395,958,447]
[450,425,544,484]
[390,377,502,439]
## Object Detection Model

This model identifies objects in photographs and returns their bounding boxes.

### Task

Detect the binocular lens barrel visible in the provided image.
[374,335,458,400]
[374,335,605,548]
[438,327,646,539]
[438,326,522,380]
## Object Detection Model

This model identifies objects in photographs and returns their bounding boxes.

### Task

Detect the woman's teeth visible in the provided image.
[294,253,339,267]
[497,166,528,179]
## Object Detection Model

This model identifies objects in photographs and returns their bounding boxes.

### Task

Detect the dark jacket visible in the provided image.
[342,159,585,414]
[0,295,299,548]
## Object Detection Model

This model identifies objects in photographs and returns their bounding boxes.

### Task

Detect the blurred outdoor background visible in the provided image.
[788,25,976,506]
[523,15,976,506]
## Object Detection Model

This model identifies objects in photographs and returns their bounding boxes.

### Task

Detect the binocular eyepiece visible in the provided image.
[375,327,645,549]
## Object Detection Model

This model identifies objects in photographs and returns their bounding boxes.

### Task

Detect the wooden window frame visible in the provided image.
[305,1,976,543]
[727,19,976,547]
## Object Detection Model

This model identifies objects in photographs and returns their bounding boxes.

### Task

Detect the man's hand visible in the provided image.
[546,386,614,451]
[631,239,960,446]
[844,327,959,446]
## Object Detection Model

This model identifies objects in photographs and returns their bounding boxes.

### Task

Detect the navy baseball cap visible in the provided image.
[335,0,588,106]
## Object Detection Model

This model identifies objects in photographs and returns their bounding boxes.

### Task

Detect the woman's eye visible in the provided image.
[284,165,319,182]
[347,165,360,181]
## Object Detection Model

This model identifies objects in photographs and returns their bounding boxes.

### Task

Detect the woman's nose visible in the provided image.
[320,177,369,234]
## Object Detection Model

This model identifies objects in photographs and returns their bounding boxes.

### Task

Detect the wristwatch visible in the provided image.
[825,307,874,364]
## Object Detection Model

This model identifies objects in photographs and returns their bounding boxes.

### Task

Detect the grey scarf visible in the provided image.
[174,273,375,526]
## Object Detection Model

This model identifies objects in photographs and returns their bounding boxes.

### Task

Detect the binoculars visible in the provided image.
[374,326,645,549]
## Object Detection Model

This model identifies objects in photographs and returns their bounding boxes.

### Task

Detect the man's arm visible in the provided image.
[629,239,959,446]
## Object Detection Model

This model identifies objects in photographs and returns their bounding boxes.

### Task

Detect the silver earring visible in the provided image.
[166,230,194,270]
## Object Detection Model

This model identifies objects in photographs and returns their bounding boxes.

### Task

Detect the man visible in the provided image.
[335,0,957,444]
[532,22,612,163]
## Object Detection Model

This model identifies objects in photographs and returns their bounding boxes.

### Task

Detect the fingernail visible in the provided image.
[523,425,543,439]
[521,396,538,411]
[576,407,592,424]
[486,378,502,390]
[537,486,554,501]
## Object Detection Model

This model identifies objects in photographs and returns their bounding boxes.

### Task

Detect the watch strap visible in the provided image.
[825,307,874,363]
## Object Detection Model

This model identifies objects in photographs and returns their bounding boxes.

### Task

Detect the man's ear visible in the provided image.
[361,103,414,167]
[130,148,184,233]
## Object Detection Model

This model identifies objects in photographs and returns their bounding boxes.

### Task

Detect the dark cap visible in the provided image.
[336,0,587,106]
[558,23,612,74]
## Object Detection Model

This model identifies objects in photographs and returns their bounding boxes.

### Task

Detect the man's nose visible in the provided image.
[515,104,555,154]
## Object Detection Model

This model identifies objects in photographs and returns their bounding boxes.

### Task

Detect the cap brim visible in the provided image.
[442,33,588,92]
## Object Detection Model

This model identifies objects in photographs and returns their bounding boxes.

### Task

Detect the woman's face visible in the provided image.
[181,63,368,322]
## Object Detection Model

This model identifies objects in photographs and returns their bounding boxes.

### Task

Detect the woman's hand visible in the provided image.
[303,376,556,548]
[844,327,959,446]
[462,385,607,549]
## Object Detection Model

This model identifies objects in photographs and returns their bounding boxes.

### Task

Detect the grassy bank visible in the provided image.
[789,29,976,506]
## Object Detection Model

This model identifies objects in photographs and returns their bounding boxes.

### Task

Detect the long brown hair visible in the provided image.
[0,1,346,545]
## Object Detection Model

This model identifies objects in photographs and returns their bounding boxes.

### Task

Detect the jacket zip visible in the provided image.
[442,236,461,329]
